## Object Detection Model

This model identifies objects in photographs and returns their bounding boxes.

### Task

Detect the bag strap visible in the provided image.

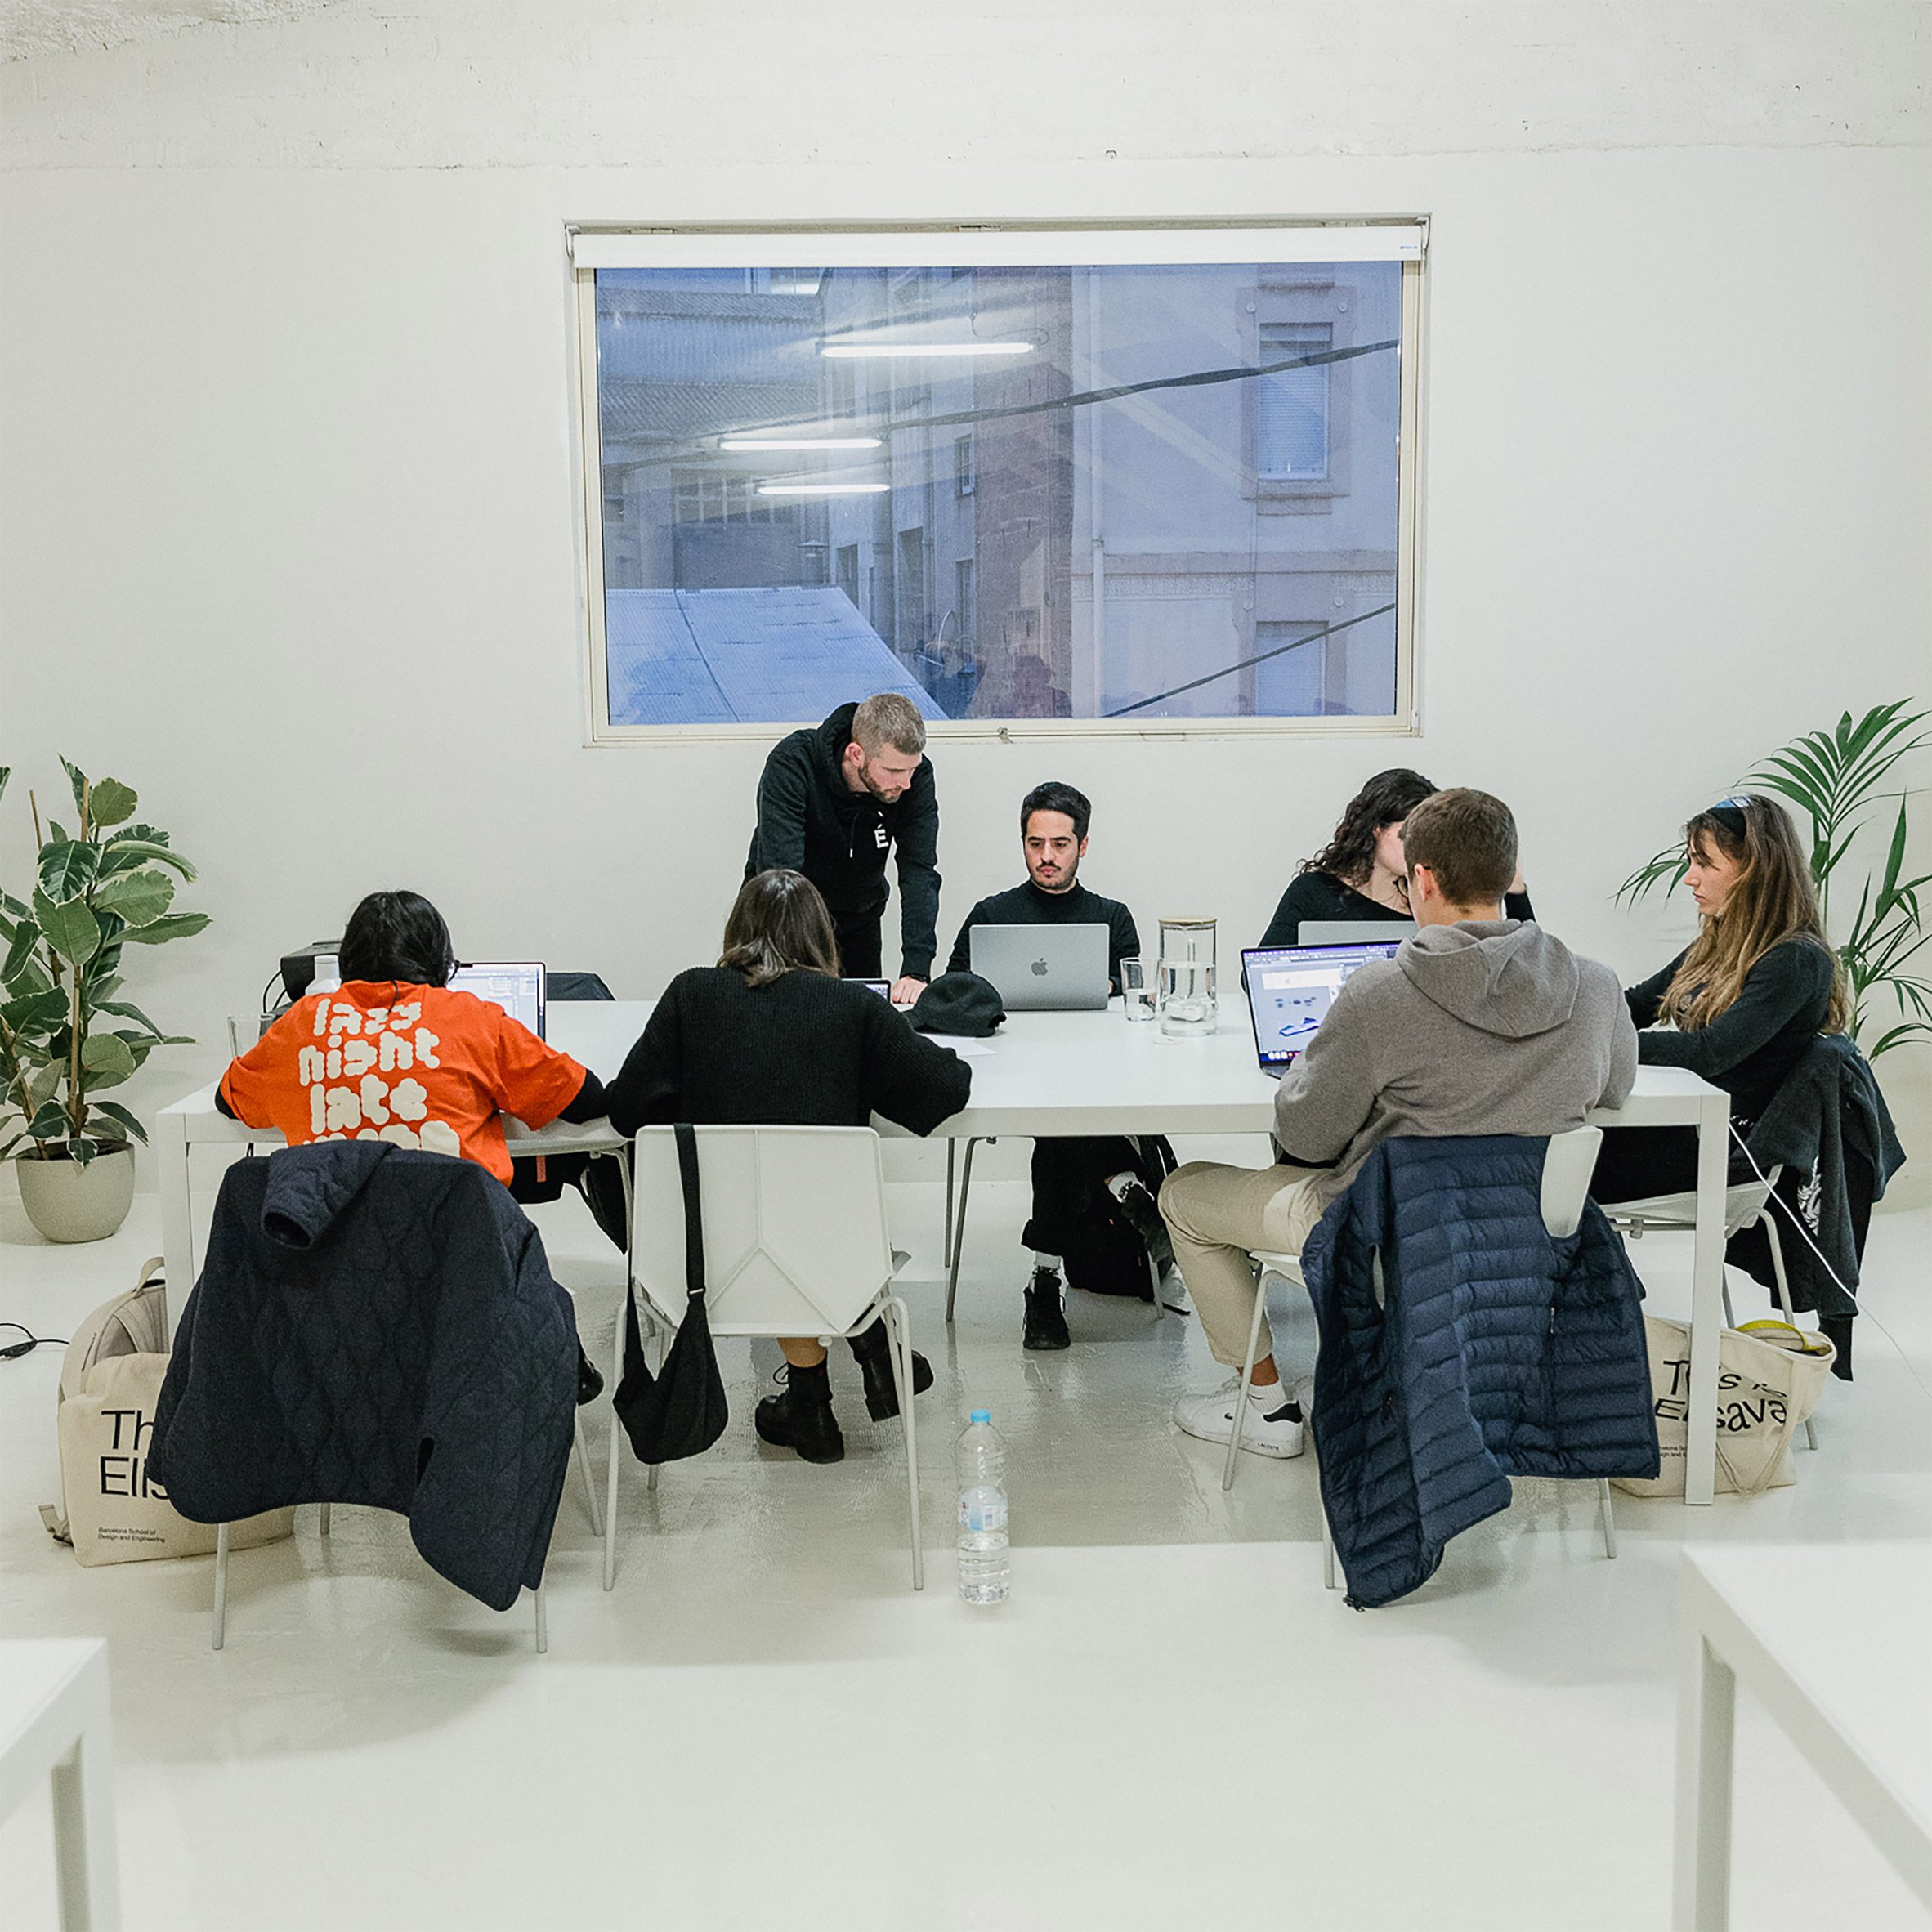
[675,1124,706,1304]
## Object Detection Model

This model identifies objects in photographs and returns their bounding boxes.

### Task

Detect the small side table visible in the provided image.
[1676,1545,1932,1930]
[0,1639,121,1930]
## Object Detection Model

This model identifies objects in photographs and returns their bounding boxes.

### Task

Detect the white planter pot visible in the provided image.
[14,1146,136,1244]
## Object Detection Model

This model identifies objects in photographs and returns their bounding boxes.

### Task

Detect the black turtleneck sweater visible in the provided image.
[946,878,1140,991]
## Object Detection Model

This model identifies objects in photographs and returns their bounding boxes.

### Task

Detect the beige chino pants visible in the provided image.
[1158,1160,1330,1368]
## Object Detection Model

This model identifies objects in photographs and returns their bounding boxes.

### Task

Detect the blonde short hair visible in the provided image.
[852,692,927,757]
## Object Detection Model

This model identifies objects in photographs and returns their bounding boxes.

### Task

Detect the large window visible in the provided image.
[571,225,1424,738]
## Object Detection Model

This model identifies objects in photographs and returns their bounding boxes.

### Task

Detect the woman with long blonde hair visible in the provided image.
[1592,793,1847,1203]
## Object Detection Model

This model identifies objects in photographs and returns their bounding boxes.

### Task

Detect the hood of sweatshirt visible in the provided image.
[260,1139,396,1250]
[813,704,865,814]
[1396,919,1581,1040]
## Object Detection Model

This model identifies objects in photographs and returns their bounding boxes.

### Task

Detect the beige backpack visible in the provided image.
[41,1258,295,1565]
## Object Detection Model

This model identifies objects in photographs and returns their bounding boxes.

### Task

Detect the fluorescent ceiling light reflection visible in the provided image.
[718,436,882,450]
[757,482,890,496]
[820,341,1032,359]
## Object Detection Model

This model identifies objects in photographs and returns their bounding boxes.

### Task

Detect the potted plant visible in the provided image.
[1618,700,1930,1059]
[0,759,209,1241]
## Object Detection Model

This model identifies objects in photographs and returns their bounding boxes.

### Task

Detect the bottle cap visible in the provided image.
[968,1408,991,1424]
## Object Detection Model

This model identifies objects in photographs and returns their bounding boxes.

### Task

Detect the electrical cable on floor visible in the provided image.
[1724,1125,1931,1406]
[0,1322,69,1361]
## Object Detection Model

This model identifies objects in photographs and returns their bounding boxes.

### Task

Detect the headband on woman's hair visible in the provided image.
[1706,795,1751,839]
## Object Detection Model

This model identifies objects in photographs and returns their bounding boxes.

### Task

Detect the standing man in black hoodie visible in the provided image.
[745,692,940,1004]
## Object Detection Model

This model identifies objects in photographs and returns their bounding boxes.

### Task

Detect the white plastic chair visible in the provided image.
[213,1510,549,1651]
[1603,1166,1814,1450]
[603,1125,924,1592]
[1221,1128,1618,1589]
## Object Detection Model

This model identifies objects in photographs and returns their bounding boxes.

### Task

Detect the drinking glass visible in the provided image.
[1120,957,1154,1022]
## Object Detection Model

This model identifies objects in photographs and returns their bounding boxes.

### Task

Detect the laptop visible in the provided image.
[448,961,548,1039]
[1241,940,1402,1076]
[844,977,894,1000]
[969,924,1111,1012]
[1299,918,1416,945]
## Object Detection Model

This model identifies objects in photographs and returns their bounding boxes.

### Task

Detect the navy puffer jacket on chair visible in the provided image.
[1303,1135,1658,1609]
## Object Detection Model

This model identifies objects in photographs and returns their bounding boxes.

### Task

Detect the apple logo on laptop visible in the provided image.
[1030,957,1049,976]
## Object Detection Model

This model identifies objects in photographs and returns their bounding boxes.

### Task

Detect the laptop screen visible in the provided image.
[1241,941,1402,1069]
[448,962,548,1040]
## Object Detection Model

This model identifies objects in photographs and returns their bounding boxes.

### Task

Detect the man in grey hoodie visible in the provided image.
[1160,788,1637,1460]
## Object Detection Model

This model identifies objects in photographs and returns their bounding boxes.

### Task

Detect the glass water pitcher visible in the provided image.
[1157,917,1218,1038]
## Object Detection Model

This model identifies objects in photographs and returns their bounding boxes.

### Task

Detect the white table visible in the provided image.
[0,1639,121,1931]
[154,999,1732,1502]
[1675,1545,1932,1930]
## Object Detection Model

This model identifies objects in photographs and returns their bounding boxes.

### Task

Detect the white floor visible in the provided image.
[3,1160,1930,1932]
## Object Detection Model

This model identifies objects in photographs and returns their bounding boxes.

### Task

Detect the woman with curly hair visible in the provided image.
[1258,767,1532,946]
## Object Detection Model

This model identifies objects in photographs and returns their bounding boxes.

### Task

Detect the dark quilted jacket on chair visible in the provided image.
[1304,1135,1660,1609]
[150,1141,578,1612]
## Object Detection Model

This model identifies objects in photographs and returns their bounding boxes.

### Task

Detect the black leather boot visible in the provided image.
[848,1318,933,1421]
[1023,1268,1071,1350]
[754,1359,845,1464]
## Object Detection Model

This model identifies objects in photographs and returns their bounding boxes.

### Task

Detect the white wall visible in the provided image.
[2,1,1928,1198]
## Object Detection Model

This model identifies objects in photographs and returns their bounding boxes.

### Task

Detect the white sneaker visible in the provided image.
[1172,1377,1305,1459]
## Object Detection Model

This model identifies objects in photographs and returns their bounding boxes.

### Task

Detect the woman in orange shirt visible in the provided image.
[218,891,609,1396]
[218,891,605,1171]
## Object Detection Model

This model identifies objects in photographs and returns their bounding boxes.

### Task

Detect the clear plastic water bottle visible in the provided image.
[955,1408,1009,1604]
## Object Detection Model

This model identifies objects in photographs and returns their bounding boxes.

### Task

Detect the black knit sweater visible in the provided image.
[604,967,970,1138]
[1259,870,1536,948]
[1626,937,1836,1123]
[946,878,1141,990]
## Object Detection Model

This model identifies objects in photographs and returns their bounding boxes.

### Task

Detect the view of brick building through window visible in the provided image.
[592,256,1404,727]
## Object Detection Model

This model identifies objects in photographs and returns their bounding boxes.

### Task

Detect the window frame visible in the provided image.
[569,221,1426,744]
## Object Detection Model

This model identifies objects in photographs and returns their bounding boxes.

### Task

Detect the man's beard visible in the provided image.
[1031,861,1080,894]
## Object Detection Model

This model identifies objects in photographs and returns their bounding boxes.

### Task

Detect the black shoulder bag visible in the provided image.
[613,1124,729,1463]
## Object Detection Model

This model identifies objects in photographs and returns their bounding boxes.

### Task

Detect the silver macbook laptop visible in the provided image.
[1241,940,1402,1076]
[449,961,548,1039]
[969,924,1111,1011]
[1299,918,1416,945]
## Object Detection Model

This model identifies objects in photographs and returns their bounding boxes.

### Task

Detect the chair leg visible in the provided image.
[1320,1496,1338,1592]
[943,1139,956,1269]
[884,1295,924,1591]
[1760,1215,1818,1450]
[1221,1268,1274,1494]
[212,1523,230,1651]
[532,1577,548,1654]
[574,1416,604,1536]
[645,1313,662,1493]
[604,1297,627,1592]
[1598,1478,1618,1559]
[945,1138,984,1324]
[319,1501,331,1538]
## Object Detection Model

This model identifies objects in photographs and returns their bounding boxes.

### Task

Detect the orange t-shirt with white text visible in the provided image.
[218,981,588,1187]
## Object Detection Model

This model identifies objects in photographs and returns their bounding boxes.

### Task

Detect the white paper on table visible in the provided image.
[926,1036,995,1057]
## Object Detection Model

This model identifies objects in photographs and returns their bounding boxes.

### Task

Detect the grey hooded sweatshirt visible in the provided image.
[1273,919,1637,1208]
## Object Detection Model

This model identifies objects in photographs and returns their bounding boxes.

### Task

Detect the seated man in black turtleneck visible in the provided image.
[946,781,1174,1351]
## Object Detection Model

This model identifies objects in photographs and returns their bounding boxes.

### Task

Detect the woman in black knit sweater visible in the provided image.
[1591,793,1846,1205]
[606,870,971,1465]
[1259,767,1532,946]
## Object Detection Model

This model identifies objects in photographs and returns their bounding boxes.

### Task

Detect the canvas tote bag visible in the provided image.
[1614,1313,1836,1500]
[41,1258,294,1565]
